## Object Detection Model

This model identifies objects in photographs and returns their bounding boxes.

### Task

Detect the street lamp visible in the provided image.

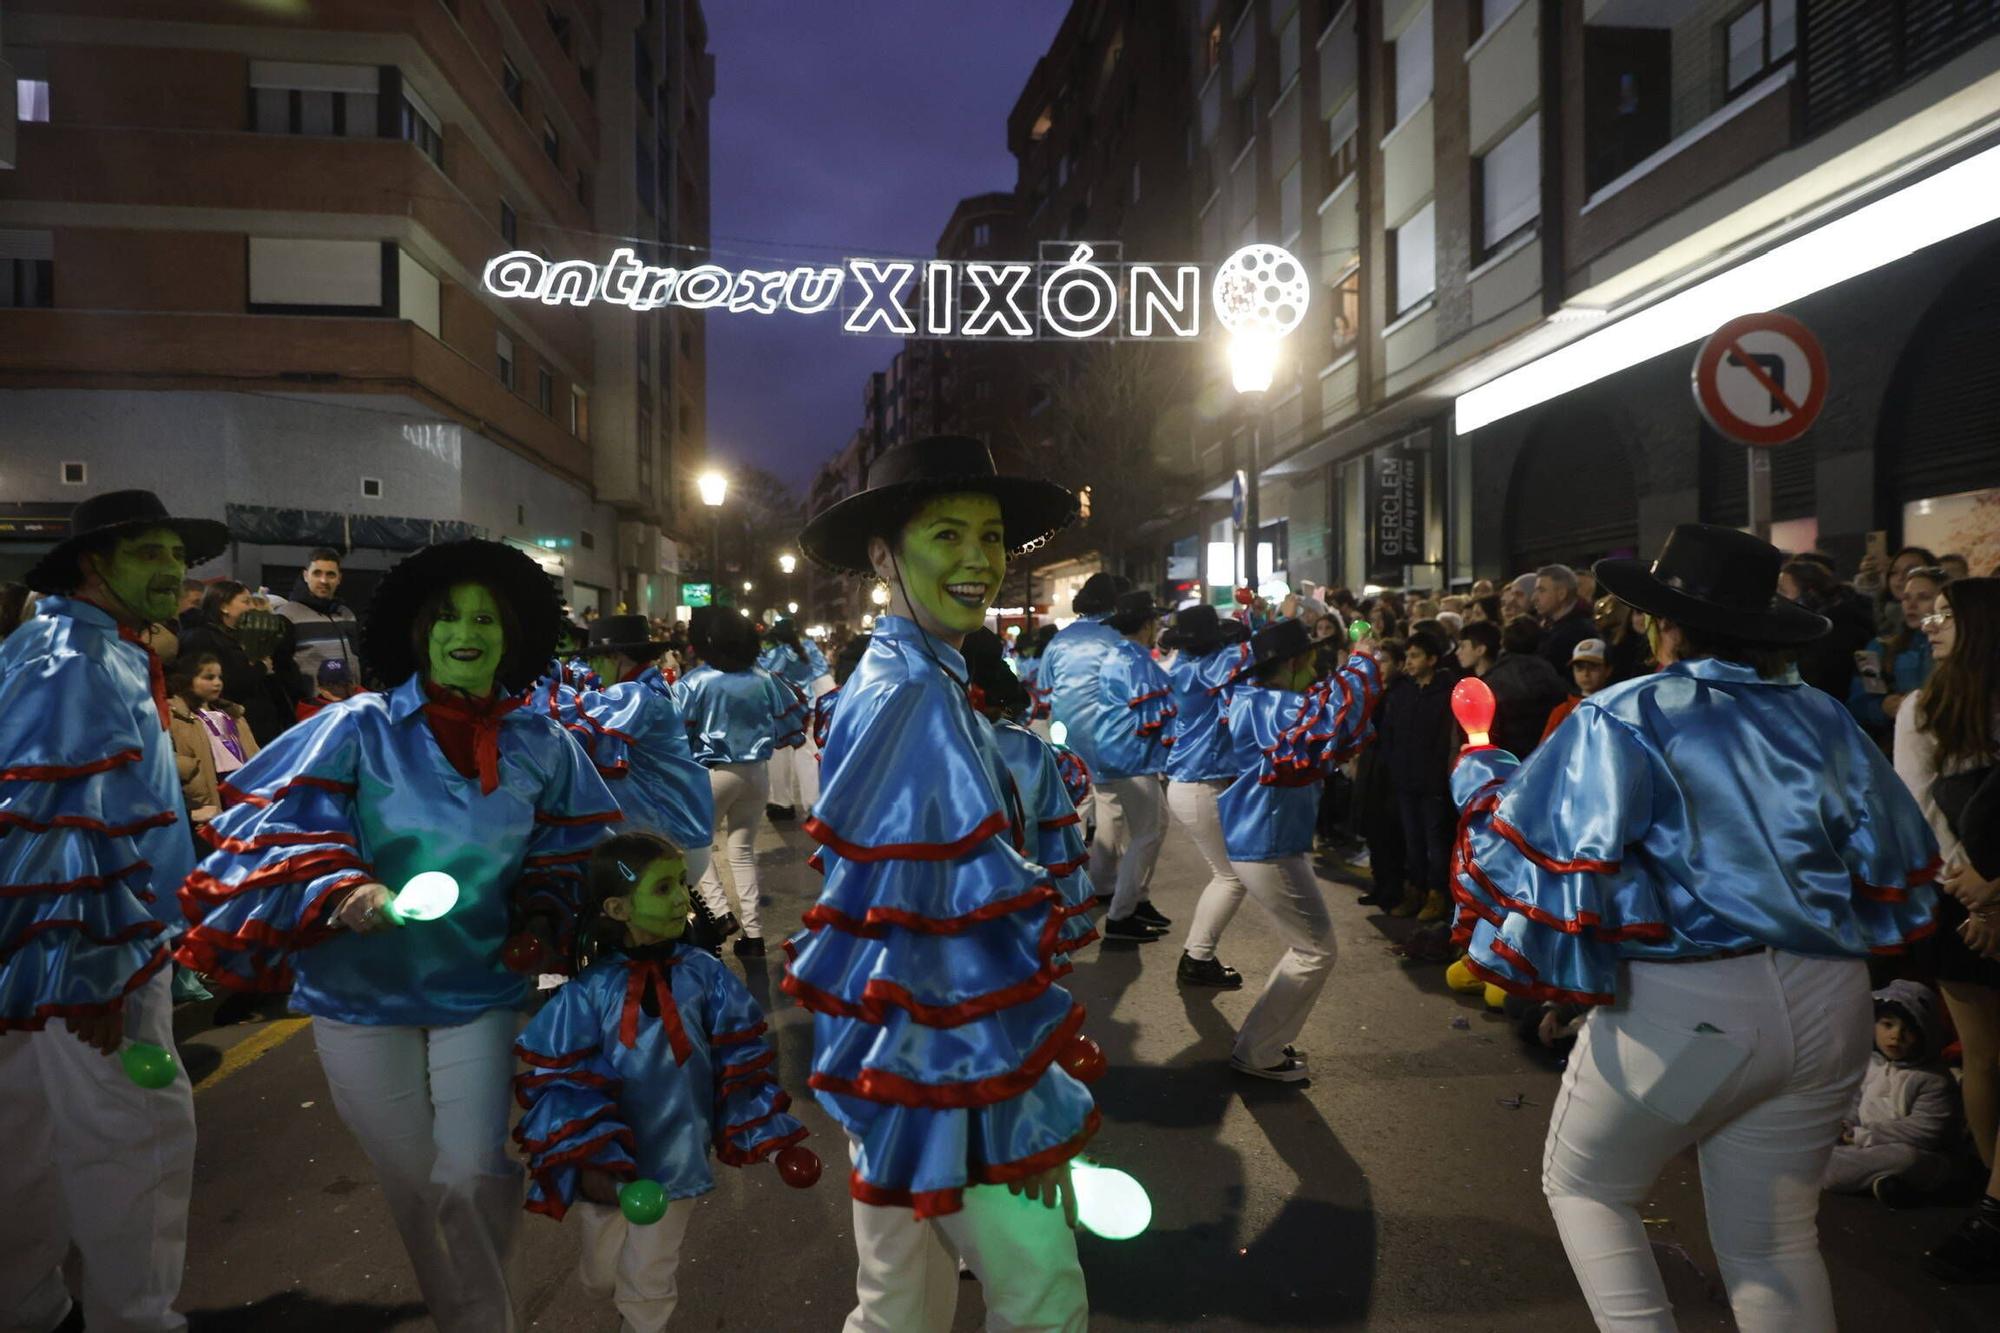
[742,580,753,593]
[787,601,799,614]
[698,470,727,602]
[778,553,796,575]
[870,585,889,607]
[1228,333,1279,591]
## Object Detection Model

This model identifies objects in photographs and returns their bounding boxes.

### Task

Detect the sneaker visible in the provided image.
[1872,1176,1920,1209]
[1230,1054,1310,1083]
[1416,889,1449,923]
[1102,915,1166,942]
[1924,1209,2000,1282]
[1345,848,1372,869]
[732,936,767,958]
[1389,890,1426,918]
[764,803,786,821]
[1177,953,1244,988]
[1131,901,1173,928]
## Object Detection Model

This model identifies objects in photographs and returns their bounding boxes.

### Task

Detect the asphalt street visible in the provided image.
[170,816,1990,1331]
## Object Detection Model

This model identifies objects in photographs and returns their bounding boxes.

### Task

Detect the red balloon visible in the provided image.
[502,932,547,973]
[1451,676,1497,739]
[1233,586,1255,605]
[1059,1034,1108,1083]
[776,1144,822,1188]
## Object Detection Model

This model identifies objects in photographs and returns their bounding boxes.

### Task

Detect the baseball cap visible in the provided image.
[1571,639,1608,665]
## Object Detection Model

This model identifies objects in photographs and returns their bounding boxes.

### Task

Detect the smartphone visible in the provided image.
[1856,530,1890,594]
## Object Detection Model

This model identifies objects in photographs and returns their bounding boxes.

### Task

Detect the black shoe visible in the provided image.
[1131,901,1172,928]
[1230,1054,1309,1083]
[1923,1209,2000,1282]
[1873,1176,1920,1209]
[716,911,742,939]
[1103,915,1165,942]
[732,936,767,958]
[1177,952,1244,988]
[765,803,797,822]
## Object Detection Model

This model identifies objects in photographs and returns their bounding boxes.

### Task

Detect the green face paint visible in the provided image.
[893,493,1006,638]
[1281,654,1317,693]
[621,856,689,944]
[92,526,187,625]
[426,582,505,695]
[588,653,620,684]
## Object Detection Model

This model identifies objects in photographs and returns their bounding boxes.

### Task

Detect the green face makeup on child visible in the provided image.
[608,855,690,945]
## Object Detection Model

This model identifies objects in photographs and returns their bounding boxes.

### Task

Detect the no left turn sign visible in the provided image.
[1691,312,1828,447]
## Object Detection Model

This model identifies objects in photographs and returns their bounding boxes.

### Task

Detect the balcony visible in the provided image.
[1799,0,2000,136]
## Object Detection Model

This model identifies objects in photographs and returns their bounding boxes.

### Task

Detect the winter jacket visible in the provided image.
[1849,980,1960,1153]
[168,697,262,823]
[176,616,298,746]
[1795,588,1875,701]
[1845,633,1933,737]
[277,586,363,693]
[1537,602,1596,677]
[1484,653,1567,758]
[1377,668,1459,798]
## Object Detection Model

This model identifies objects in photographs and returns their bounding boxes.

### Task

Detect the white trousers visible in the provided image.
[575,1198,696,1333]
[696,761,770,938]
[0,969,195,1333]
[1542,951,1871,1333]
[311,1008,523,1333]
[768,678,828,814]
[1228,856,1337,1067]
[1091,776,1165,920]
[1167,779,1244,960]
[842,1147,1088,1332]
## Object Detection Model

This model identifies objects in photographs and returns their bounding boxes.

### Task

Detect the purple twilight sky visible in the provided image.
[702,2,1072,490]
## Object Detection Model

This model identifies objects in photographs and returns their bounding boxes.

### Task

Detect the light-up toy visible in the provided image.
[1452,677,1497,751]
[1070,1159,1152,1241]
[775,1145,822,1189]
[618,1179,667,1225]
[386,871,460,923]
[1348,619,1372,644]
[119,1040,178,1089]
[1048,720,1068,747]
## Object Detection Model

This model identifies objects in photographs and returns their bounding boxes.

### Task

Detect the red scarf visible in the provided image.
[620,952,693,1061]
[422,683,521,794]
[115,622,171,731]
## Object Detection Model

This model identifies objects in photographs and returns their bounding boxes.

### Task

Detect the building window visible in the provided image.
[1131,160,1142,203]
[502,57,524,111]
[1327,96,1360,187]
[1471,0,1525,45]
[1390,201,1436,314]
[500,200,517,247]
[579,528,595,551]
[570,386,588,439]
[496,330,515,388]
[400,86,443,167]
[538,367,555,414]
[542,118,560,165]
[17,79,50,123]
[3,256,54,308]
[1724,0,1797,95]
[1329,263,1361,357]
[1277,10,1301,89]
[971,221,992,248]
[1474,113,1540,258]
[1204,19,1224,77]
[61,461,87,486]
[250,62,379,136]
[546,5,572,53]
[1388,2,1433,129]
[362,477,384,499]
[247,237,384,314]
[1232,86,1255,154]
[1279,163,1302,242]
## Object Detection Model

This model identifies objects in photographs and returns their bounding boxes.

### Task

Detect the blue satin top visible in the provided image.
[530,668,714,854]
[1218,655,1381,862]
[1053,626,1176,781]
[987,718,1100,953]
[176,674,622,1026]
[0,597,192,1027]
[1017,654,1053,720]
[759,641,828,692]
[513,941,807,1216]
[1166,642,1254,783]
[1042,616,1120,749]
[783,616,1098,1217]
[671,665,806,766]
[1450,658,1940,1005]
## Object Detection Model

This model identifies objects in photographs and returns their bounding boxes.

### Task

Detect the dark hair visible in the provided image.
[1459,620,1501,660]
[1471,594,1502,624]
[767,620,804,660]
[833,633,871,687]
[1668,621,1796,681]
[704,614,760,673]
[0,582,34,639]
[167,651,224,704]
[305,548,342,567]
[578,831,688,971]
[201,580,250,623]
[1917,578,2000,773]
[1501,615,1544,657]
[1780,559,1840,609]
[1407,626,1451,661]
[1375,635,1407,668]
[408,581,530,690]
[1893,545,1939,570]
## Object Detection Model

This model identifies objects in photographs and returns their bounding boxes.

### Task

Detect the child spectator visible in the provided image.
[166,651,260,831]
[1823,981,1962,1206]
[294,658,356,723]
[1538,639,1611,743]
[1351,637,1408,905]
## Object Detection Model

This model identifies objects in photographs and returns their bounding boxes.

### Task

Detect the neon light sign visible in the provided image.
[481,242,1310,342]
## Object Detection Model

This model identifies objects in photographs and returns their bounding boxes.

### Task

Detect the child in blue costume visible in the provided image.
[1447,525,1937,1332]
[759,618,828,823]
[1160,603,1254,988]
[514,831,815,1332]
[1217,618,1380,1083]
[176,540,624,1333]
[790,435,1099,1333]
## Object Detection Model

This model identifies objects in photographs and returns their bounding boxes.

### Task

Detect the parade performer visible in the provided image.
[0,490,217,1333]
[1161,604,1253,989]
[791,435,1099,1332]
[811,632,872,755]
[1017,622,1059,736]
[672,608,805,959]
[514,831,814,1332]
[759,618,829,822]
[1448,524,1938,1332]
[1043,573,1129,864]
[176,539,624,1333]
[1218,618,1379,1082]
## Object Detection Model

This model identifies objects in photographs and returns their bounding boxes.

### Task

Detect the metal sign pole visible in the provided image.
[1747,447,1773,541]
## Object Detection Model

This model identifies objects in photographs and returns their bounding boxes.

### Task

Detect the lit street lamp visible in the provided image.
[778,552,796,575]
[787,601,799,614]
[870,585,889,607]
[1228,333,1278,592]
[698,470,728,604]
[742,580,754,593]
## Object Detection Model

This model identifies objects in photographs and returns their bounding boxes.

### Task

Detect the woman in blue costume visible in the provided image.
[758,618,828,823]
[175,540,624,1333]
[789,435,1099,1333]
[1217,618,1380,1083]
[1016,622,1058,736]
[1160,603,1254,989]
[1447,525,1938,1332]
[671,608,805,959]
[514,831,816,1332]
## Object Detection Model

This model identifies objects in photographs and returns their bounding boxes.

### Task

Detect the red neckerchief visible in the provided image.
[117,622,171,731]
[422,683,521,794]
[620,949,693,1061]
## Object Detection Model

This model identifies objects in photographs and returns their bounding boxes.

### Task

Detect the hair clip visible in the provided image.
[614,858,639,884]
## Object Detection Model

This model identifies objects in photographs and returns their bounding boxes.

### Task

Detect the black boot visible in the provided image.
[733,935,767,959]
[1177,952,1244,989]
[1131,900,1172,928]
[1924,1195,2000,1282]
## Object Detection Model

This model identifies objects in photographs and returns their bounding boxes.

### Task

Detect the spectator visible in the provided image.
[1352,636,1409,907]
[1533,564,1596,675]
[1455,619,1501,678]
[1575,567,1598,607]
[276,547,362,692]
[1469,578,1496,599]
[1378,625,1459,922]
[175,580,296,746]
[295,658,357,723]
[1500,574,1535,622]
[1594,593,1654,683]
[1940,553,1972,582]
[1538,639,1611,744]
[175,578,207,634]
[165,651,261,833]
[1781,558,1875,701]
[1,581,37,640]
[1860,544,1940,637]
[1822,981,1961,1207]
[1848,565,1944,745]
[1464,593,1502,625]
[1487,617,1569,757]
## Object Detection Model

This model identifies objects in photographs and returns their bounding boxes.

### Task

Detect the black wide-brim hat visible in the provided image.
[587,614,670,656]
[1161,602,1250,654]
[364,539,564,692]
[1105,589,1166,632]
[798,435,1079,576]
[1594,523,1829,646]
[1245,616,1315,676]
[25,489,230,593]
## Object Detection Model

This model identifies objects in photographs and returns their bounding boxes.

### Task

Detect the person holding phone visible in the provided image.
[1847,565,1946,744]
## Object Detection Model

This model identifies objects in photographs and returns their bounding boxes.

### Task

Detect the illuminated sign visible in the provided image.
[483,242,1310,342]
[680,581,713,607]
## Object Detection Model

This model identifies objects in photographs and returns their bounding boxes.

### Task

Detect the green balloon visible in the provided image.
[120,1041,178,1089]
[1071,1160,1151,1241]
[1348,619,1372,643]
[618,1178,667,1226]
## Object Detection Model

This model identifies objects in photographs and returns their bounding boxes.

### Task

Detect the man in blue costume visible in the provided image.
[790,436,1099,1333]
[0,490,224,1333]
[1085,591,1178,941]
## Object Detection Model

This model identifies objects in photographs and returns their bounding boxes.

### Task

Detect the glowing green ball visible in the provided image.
[392,872,460,922]
[120,1040,178,1089]
[1071,1160,1151,1241]
[618,1179,667,1226]
[1348,619,1372,643]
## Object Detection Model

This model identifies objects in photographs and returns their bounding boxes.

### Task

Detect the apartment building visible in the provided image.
[1165,0,2000,597]
[0,0,713,618]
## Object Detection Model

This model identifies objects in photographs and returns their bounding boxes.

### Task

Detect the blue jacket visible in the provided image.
[529,667,714,854]
[672,665,806,765]
[1165,642,1253,783]
[1218,655,1380,861]
[1846,634,1933,735]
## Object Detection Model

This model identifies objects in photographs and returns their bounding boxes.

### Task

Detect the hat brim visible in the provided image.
[1593,558,1830,645]
[23,516,231,594]
[364,540,564,691]
[590,639,672,657]
[799,475,1080,575]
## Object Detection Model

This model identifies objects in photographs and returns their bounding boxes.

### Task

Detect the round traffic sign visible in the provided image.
[1691,312,1827,447]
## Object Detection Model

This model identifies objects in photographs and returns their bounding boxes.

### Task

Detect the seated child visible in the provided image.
[514,832,817,1331]
[1823,980,1962,1206]
[294,658,357,723]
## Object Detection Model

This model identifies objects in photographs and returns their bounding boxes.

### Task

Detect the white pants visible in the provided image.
[1167,779,1244,960]
[1228,855,1336,1068]
[842,1146,1088,1332]
[1091,776,1165,920]
[576,1197,695,1333]
[696,761,769,938]
[311,1008,523,1333]
[0,969,195,1333]
[768,678,828,814]
[1542,951,1871,1333]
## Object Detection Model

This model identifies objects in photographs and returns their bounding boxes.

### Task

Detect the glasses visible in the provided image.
[1920,608,1954,631]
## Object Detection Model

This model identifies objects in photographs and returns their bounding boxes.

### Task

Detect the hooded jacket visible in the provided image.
[1848,979,1960,1153]
[278,583,363,693]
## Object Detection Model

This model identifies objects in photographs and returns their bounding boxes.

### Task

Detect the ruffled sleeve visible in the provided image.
[811,687,842,752]
[807,640,830,681]
[768,673,808,751]
[175,705,376,992]
[0,647,174,1030]
[1028,743,1100,954]
[1094,645,1177,774]
[570,679,714,853]
[700,958,809,1165]
[515,727,625,961]
[514,975,637,1220]
[1052,745,1092,812]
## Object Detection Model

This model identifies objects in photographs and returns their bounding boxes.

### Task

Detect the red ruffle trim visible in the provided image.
[0,809,177,838]
[799,881,1060,938]
[849,1105,1104,1219]
[522,1126,637,1223]
[1466,941,1613,1007]
[0,943,170,1034]
[198,826,358,854]
[714,1118,808,1168]
[221,775,356,809]
[534,808,622,827]
[1852,855,1943,903]
[1127,688,1170,709]
[514,1041,600,1070]
[804,809,1011,864]
[3,915,164,959]
[1870,915,1939,956]
[172,873,371,990]
[807,1000,1087,1110]
[782,908,1068,1029]
[512,1103,623,1155]
[1488,816,1621,876]
[0,859,150,899]
[515,1067,620,1110]
[710,1021,769,1047]
[182,848,372,904]
[1459,856,1669,944]
[1038,812,1082,831]
[0,747,143,782]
